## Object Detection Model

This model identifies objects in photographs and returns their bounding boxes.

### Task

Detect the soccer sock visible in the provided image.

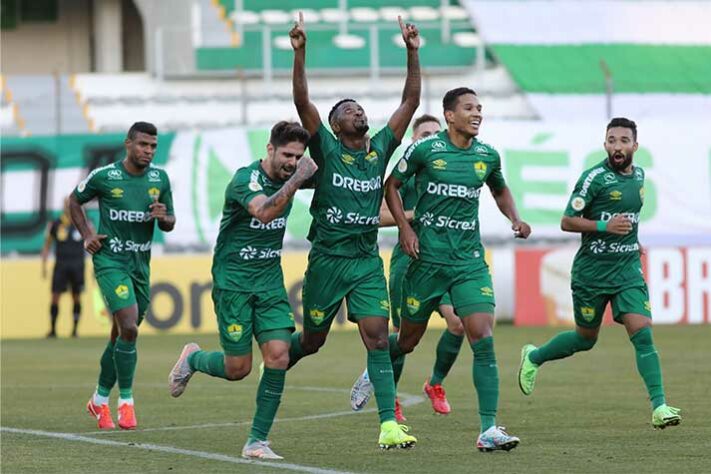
[287,332,305,370]
[367,349,396,423]
[630,327,666,409]
[114,337,137,401]
[96,340,117,402]
[187,350,228,379]
[529,330,596,366]
[248,367,286,443]
[72,302,81,332]
[49,304,58,333]
[388,334,405,387]
[472,337,498,432]
[430,329,464,386]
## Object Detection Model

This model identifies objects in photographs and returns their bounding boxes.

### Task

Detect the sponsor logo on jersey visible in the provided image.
[634,168,644,181]
[406,297,420,313]
[590,239,607,254]
[109,209,151,222]
[115,284,130,300]
[379,300,390,311]
[474,161,487,180]
[239,245,281,260]
[600,211,640,224]
[326,206,343,224]
[480,287,493,297]
[148,170,161,182]
[420,212,434,226]
[474,145,489,155]
[248,170,263,192]
[603,172,617,184]
[644,301,651,312]
[309,309,326,324]
[432,159,447,170]
[289,312,295,321]
[589,238,639,255]
[227,324,243,341]
[580,306,596,322]
[639,187,645,202]
[571,196,586,211]
[148,187,161,199]
[108,237,152,253]
[341,154,355,165]
[110,188,124,198]
[365,151,378,163]
[431,140,447,152]
[249,217,286,230]
[332,173,382,193]
[426,182,481,199]
[397,159,408,173]
[326,206,380,225]
[107,169,123,180]
[579,167,605,197]
[419,212,477,231]
[609,190,622,201]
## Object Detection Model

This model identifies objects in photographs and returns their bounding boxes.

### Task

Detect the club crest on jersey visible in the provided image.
[432,159,447,170]
[227,324,243,341]
[365,151,378,163]
[474,145,488,155]
[474,161,487,180]
[571,196,586,211]
[148,170,161,182]
[406,297,420,313]
[397,159,408,173]
[309,309,326,324]
[110,188,124,199]
[431,140,447,152]
[115,284,129,299]
[341,154,355,165]
[609,190,622,201]
[148,187,160,199]
[107,169,123,180]
[580,306,595,322]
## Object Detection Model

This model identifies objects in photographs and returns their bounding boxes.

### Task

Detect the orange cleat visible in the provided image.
[87,400,115,430]
[423,380,451,415]
[394,397,407,423]
[117,403,137,430]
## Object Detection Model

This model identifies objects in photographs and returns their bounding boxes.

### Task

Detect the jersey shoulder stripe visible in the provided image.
[578,165,606,197]
[78,162,117,186]
[403,134,439,161]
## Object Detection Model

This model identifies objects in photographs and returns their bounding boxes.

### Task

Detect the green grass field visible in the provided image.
[2,325,709,473]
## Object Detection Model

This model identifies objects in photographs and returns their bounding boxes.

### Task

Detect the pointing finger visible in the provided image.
[398,15,405,32]
[299,11,304,26]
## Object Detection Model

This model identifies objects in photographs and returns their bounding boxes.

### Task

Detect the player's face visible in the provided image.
[334,101,369,136]
[268,141,307,181]
[604,127,637,171]
[125,132,157,169]
[412,121,440,141]
[447,94,482,137]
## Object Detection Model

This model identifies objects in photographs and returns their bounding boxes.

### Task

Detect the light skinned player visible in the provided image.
[286,12,421,449]
[168,122,317,460]
[352,115,466,421]
[518,117,681,430]
[70,121,175,430]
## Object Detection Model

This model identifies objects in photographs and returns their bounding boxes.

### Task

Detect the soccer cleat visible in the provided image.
[476,426,520,452]
[423,380,451,415]
[169,342,201,398]
[652,404,681,429]
[350,369,372,411]
[117,402,137,430]
[518,344,539,396]
[379,421,417,450]
[242,440,283,460]
[395,397,407,422]
[86,400,115,430]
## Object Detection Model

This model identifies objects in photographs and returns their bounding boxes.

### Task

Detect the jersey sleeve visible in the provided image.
[73,168,103,204]
[230,168,267,210]
[391,141,425,183]
[307,122,339,168]
[160,172,175,216]
[485,149,507,192]
[564,170,601,217]
[370,125,401,164]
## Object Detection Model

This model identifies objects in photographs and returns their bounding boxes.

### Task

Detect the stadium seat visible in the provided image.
[409,7,439,21]
[290,9,320,23]
[379,7,408,22]
[261,10,290,25]
[350,8,379,23]
[320,8,348,23]
[334,34,366,49]
[230,10,259,25]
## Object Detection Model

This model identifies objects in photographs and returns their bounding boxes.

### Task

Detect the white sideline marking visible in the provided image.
[1,427,356,474]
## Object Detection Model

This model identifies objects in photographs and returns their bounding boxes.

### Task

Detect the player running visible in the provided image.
[70,122,175,430]
[285,12,421,450]
[356,87,530,452]
[517,117,681,430]
[351,115,466,422]
[169,122,317,460]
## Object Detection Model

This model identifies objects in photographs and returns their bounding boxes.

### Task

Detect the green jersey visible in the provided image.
[392,131,506,265]
[564,160,646,289]
[212,161,292,292]
[390,176,418,265]
[73,161,174,276]
[307,123,401,257]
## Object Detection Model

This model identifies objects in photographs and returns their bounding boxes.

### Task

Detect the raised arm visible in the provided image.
[490,186,531,239]
[290,12,321,136]
[68,194,106,254]
[385,175,419,257]
[386,17,422,141]
[248,156,318,224]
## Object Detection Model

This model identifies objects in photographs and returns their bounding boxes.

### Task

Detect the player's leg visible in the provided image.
[518,286,604,396]
[87,318,118,430]
[614,287,681,428]
[48,263,66,338]
[48,292,61,338]
[69,263,85,337]
[113,302,140,430]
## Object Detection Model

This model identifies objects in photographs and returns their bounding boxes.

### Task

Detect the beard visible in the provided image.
[607,151,633,171]
[354,122,370,134]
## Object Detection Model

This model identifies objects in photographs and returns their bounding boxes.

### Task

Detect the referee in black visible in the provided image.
[41,197,87,338]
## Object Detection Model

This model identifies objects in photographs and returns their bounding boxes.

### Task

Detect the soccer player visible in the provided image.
[368,87,530,452]
[517,117,682,429]
[168,122,317,460]
[286,12,421,449]
[352,115,465,422]
[41,196,86,338]
[70,122,175,430]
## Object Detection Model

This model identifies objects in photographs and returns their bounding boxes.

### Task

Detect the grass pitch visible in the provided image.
[2,325,709,473]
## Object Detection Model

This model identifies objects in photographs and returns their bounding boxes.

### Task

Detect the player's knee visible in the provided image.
[301,336,326,355]
[119,325,138,342]
[225,363,251,381]
[370,335,389,351]
[263,350,289,369]
[577,334,597,351]
[398,337,420,354]
[448,320,465,337]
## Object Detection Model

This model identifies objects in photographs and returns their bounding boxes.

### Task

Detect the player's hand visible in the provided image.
[84,234,107,254]
[295,155,318,181]
[606,215,632,235]
[399,224,420,259]
[289,11,307,50]
[512,220,531,239]
[398,16,420,50]
[149,195,168,222]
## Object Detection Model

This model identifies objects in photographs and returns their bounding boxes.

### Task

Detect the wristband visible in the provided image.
[596,220,607,232]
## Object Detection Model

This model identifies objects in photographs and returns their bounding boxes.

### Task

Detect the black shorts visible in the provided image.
[51,261,85,294]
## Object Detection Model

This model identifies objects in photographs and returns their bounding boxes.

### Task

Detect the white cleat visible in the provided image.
[242,439,284,460]
[350,369,373,411]
[476,426,520,452]
[169,343,200,398]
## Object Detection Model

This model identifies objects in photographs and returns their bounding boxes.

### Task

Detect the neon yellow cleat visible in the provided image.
[378,420,417,450]
[518,344,539,396]
[652,404,681,429]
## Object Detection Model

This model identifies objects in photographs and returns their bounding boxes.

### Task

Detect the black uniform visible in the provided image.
[49,217,86,294]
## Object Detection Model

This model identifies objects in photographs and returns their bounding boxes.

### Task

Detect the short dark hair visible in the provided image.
[328,98,356,124]
[269,121,310,148]
[442,87,477,112]
[127,121,157,139]
[606,117,637,141]
[412,114,440,132]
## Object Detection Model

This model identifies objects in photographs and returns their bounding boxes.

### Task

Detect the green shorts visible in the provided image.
[401,260,494,323]
[95,269,150,324]
[302,251,389,332]
[212,287,295,356]
[572,284,652,328]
